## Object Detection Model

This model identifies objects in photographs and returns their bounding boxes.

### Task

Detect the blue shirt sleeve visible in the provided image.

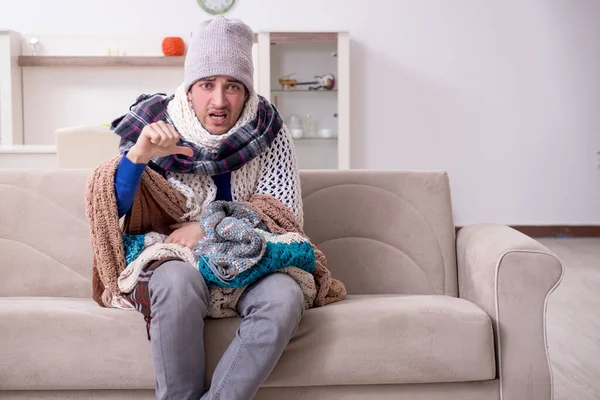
[115,154,147,218]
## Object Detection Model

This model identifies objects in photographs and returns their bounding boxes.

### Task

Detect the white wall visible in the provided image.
[1,0,599,226]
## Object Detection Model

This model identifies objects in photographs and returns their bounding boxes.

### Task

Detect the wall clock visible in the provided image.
[198,0,235,15]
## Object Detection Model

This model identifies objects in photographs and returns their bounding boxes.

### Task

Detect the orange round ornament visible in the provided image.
[162,37,185,56]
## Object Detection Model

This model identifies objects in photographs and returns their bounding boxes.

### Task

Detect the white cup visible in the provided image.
[291,128,304,139]
[318,128,334,138]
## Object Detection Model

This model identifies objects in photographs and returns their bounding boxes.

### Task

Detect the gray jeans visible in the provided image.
[148,260,305,400]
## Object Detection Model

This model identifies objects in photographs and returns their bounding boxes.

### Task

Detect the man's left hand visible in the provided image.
[165,222,204,249]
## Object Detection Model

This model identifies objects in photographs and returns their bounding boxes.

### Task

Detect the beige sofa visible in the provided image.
[0,168,563,400]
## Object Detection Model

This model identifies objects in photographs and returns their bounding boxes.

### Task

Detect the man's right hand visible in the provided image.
[126,121,194,164]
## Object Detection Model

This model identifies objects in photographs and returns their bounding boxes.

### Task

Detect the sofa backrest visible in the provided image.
[300,170,457,296]
[0,170,94,299]
[0,169,458,299]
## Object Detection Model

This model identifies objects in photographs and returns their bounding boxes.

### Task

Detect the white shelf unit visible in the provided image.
[0,31,350,170]
[0,30,24,146]
[257,32,350,170]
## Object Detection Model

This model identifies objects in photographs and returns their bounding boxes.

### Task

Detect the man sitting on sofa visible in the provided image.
[99,16,345,400]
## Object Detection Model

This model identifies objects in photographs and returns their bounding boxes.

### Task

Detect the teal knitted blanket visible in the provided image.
[122,201,316,289]
[122,234,146,265]
[198,230,316,288]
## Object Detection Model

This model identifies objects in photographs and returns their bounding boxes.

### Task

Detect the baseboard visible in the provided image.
[455,225,600,238]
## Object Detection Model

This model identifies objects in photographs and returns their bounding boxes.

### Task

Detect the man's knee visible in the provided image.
[275,274,304,313]
[149,260,209,305]
[252,273,305,328]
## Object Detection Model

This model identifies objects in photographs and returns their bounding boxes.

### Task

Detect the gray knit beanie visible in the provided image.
[184,16,255,95]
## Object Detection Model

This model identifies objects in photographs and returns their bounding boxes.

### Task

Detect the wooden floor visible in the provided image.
[540,238,600,400]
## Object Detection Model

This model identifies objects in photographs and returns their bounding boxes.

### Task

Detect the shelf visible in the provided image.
[293,136,338,140]
[18,56,185,67]
[0,145,57,154]
[272,90,337,93]
[17,34,337,68]
[269,33,337,45]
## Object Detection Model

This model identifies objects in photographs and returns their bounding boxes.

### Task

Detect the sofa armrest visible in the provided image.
[457,223,563,400]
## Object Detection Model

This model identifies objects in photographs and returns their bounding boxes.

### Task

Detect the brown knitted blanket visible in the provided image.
[85,156,346,312]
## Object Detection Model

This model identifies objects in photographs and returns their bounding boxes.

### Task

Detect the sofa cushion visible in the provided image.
[208,294,496,386]
[0,295,495,390]
[0,297,154,391]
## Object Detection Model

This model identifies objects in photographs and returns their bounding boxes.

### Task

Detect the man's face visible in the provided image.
[187,76,248,135]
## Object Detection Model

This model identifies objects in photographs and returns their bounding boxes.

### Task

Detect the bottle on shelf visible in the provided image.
[302,114,315,138]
